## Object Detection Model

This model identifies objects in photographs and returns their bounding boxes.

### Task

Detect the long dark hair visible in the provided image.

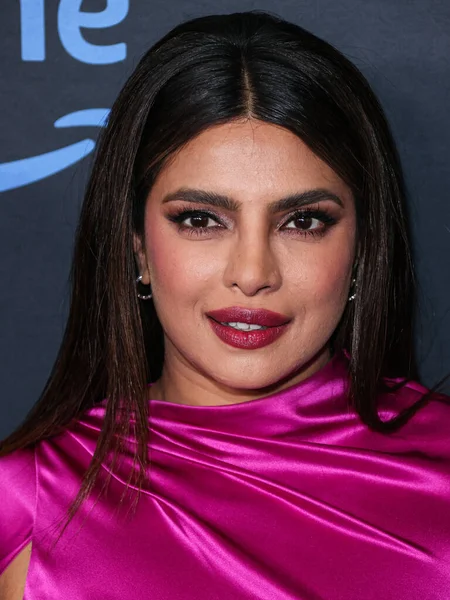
[1,11,431,509]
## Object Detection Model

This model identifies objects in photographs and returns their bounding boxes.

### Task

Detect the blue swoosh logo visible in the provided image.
[0,108,110,192]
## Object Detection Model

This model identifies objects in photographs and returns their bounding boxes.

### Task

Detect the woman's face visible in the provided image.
[135,120,357,403]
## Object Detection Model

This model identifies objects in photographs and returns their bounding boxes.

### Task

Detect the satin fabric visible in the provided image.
[1,352,450,599]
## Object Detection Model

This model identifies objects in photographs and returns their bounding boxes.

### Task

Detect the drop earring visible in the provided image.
[135,275,153,300]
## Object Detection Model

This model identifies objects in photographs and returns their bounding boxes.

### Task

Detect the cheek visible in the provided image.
[313,224,356,302]
[285,241,353,307]
[144,220,220,298]
[314,256,350,299]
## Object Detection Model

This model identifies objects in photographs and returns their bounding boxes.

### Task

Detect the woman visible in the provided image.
[1,10,449,600]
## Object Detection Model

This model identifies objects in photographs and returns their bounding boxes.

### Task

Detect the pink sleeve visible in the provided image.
[0,447,36,575]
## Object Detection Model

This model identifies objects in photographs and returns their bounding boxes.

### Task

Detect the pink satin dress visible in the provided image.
[1,352,450,599]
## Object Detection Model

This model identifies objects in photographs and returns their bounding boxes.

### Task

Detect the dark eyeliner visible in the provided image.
[281,208,337,227]
[166,209,221,224]
[166,209,226,237]
[166,206,337,239]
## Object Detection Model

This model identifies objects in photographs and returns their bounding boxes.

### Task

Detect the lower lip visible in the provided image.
[207,318,290,349]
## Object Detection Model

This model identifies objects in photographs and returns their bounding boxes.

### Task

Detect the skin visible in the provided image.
[134,119,357,406]
[1,119,357,597]
[0,542,31,600]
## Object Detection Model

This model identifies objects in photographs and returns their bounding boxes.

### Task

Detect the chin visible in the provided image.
[206,363,299,393]
[207,346,329,392]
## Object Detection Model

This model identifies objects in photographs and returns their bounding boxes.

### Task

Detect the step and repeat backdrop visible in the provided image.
[1,0,449,437]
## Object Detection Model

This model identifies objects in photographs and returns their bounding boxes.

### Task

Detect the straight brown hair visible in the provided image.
[1,11,433,515]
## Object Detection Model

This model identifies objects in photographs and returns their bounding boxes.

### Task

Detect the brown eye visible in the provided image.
[167,209,225,233]
[183,215,216,228]
[296,216,312,229]
[285,215,321,231]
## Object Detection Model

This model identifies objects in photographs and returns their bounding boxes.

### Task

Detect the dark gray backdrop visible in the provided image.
[1,0,449,439]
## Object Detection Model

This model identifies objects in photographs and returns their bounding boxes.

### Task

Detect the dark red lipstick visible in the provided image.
[206,306,291,349]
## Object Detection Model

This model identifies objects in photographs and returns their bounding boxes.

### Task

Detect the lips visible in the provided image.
[206,307,290,327]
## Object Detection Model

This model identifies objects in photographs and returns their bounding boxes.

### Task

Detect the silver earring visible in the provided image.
[348,277,357,302]
[136,275,152,300]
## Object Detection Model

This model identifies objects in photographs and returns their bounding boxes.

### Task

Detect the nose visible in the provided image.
[223,229,282,297]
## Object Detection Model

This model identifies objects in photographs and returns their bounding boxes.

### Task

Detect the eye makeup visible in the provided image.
[165,204,338,240]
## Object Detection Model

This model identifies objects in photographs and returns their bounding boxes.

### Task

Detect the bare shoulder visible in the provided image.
[0,542,32,600]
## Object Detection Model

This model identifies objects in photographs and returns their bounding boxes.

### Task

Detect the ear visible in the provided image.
[133,233,151,285]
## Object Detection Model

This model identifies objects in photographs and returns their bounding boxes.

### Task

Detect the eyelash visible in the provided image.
[166,208,337,239]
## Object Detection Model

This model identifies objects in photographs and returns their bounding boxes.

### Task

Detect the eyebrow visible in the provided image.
[161,187,344,213]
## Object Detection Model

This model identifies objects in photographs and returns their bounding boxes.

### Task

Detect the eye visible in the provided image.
[166,209,225,236]
[283,214,323,231]
[180,213,218,229]
[280,209,336,237]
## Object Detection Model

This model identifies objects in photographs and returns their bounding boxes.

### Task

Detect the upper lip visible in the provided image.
[206,306,291,327]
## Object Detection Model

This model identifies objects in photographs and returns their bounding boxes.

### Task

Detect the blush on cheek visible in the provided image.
[144,222,176,290]
[309,258,352,305]
[145,223,221,300]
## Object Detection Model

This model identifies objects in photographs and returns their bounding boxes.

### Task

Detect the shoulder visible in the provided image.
[377,378,450,452]
[379,376,449,417]
[0,406,105,576]
[0,447,36,575]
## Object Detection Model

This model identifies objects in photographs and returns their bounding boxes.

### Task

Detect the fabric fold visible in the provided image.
[1,351,449,599]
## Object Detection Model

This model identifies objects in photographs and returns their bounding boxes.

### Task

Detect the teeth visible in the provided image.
[220,322,267,331]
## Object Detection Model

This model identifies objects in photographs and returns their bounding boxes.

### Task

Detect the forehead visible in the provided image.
[149,120,351,204]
